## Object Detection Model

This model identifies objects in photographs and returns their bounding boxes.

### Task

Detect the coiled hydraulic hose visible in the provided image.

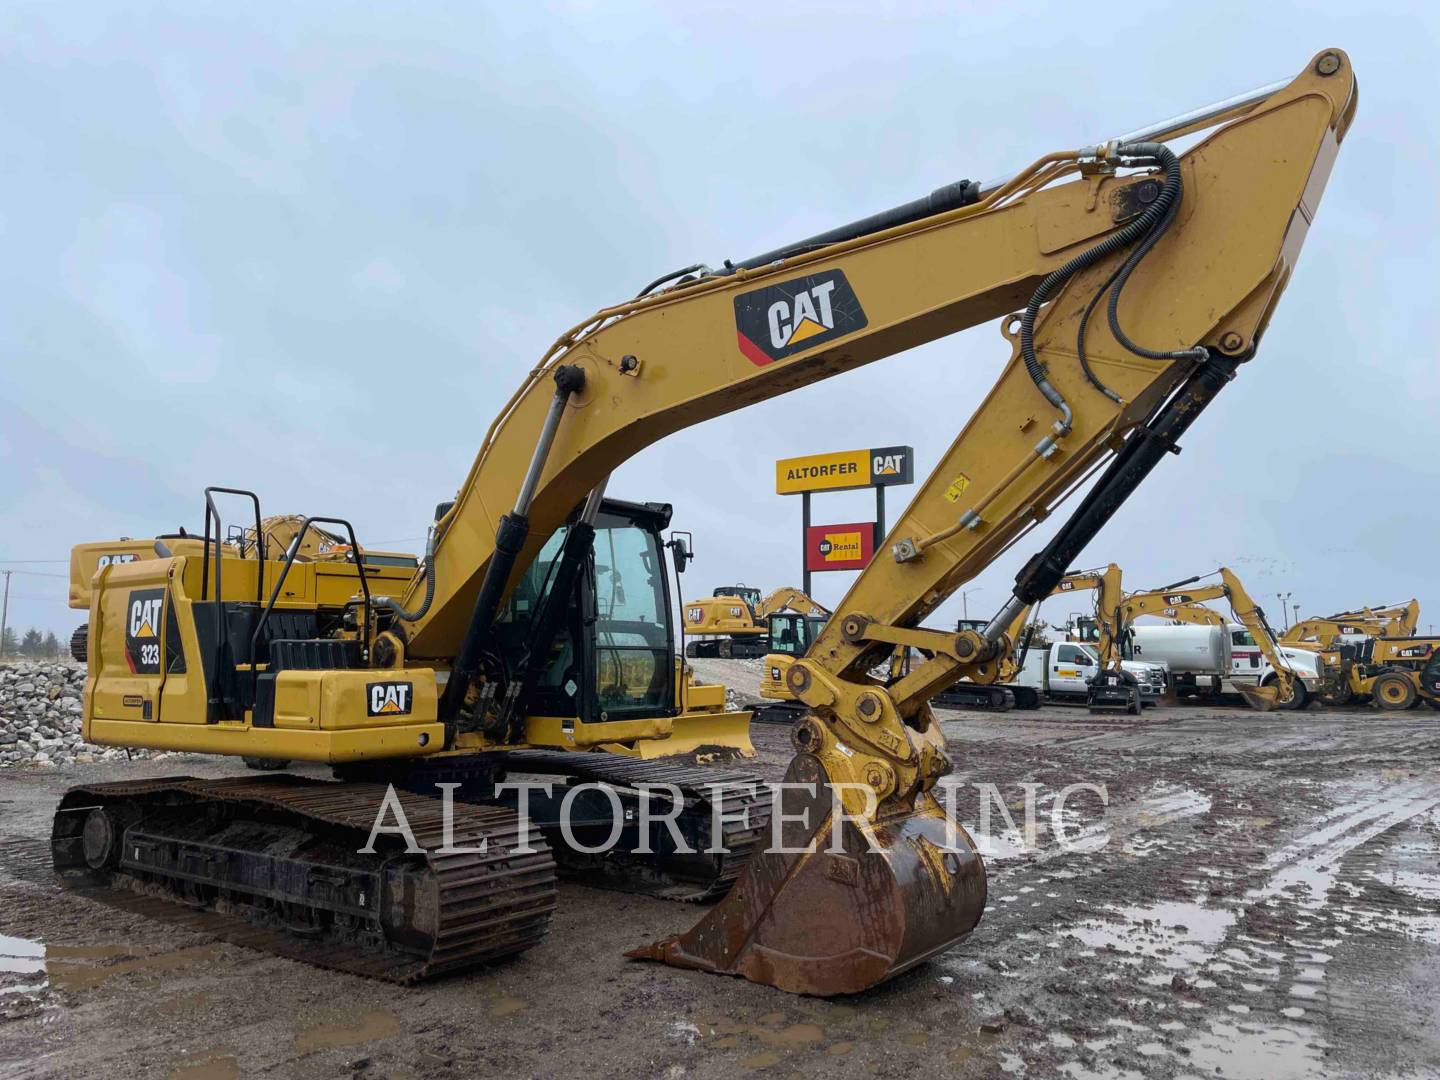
[1020,141,1207,423]
[374,527,437,622]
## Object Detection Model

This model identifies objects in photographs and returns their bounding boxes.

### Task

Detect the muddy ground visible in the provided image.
[2,676,1439,1079]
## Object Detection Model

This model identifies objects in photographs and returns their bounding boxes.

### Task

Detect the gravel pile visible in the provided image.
[0,661,184,769]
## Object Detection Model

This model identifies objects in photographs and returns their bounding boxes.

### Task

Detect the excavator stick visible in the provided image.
[629,753,985,996]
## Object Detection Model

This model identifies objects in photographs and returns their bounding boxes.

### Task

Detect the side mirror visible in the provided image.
[667,531,694,575]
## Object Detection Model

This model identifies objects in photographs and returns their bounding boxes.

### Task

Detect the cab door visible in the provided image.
[1049,643,1092,694]
[1230,628,1261,685]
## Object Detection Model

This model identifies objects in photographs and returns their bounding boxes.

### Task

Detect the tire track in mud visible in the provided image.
[928,711,1440,1078]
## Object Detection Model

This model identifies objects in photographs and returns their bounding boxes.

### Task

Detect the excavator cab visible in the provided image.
[715,584,762,616]
[498,499,678,722]
[766,611,825,657]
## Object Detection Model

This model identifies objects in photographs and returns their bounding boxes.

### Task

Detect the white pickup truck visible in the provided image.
[1011,641,1168,712]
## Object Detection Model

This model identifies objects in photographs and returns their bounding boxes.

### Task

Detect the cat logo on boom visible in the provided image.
[367,681,414,717]
[733,270,867,366]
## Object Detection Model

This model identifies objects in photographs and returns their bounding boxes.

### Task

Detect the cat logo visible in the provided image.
[98,553,140,569]
[129,596,162,638]
[872,452,907,477]
[1163,608,1179,617]
[686,606,702,623]
[124,588,166,675]
[734,270,867,366]
[1339,624,1361,635]
[1397,645,1434,659]
[1163,593,1195,606]
[1058,581,1076,591]
[367,681,414,717]
[818,530,863,562]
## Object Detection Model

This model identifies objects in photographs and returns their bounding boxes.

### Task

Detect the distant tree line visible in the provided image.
[0,627,64,659]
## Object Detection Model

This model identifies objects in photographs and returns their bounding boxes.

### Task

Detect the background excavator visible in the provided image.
[56,50,1355,997]
[1079,566,1310,709]
[681,584,828,657]
[1281,599,1420,647]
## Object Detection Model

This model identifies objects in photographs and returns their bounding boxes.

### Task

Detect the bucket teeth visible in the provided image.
[629,753,986,996]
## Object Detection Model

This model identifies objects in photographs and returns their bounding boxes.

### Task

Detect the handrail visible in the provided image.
[249,516,372,701]
[201,487,264,719]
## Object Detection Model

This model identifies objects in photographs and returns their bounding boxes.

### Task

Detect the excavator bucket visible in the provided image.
[629,753,986,996]
[1237,684,1281,712]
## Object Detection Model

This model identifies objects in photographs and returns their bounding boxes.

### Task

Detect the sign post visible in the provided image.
[775,445,914,592]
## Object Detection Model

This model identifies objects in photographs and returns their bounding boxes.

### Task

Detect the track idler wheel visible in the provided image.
[629,753,986,996]
[81,808,122,871]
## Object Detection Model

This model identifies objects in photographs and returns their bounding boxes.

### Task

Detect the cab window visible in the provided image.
[593,519,671,716]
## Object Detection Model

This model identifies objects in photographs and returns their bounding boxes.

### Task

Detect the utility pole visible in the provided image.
[1292,602,1301,630]
[961,586,983,624]
[0,570,10,660]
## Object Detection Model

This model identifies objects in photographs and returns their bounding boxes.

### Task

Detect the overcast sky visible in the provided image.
[2,2,1437,644]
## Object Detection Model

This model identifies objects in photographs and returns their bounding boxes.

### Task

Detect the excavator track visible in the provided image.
[500,751,771,901]
[51,774,557,983]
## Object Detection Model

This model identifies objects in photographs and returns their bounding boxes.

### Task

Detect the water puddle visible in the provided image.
[294,1010,401,1052]
[1133,784,1212,826]
[49,945,216,992]
[692,1013,831,1067]
[1182,1019,1325,1079]
[0,933,45,977]
[1068,899,1236,969]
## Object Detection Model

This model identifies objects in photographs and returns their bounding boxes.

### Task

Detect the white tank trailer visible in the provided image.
[1127,623,1320,707]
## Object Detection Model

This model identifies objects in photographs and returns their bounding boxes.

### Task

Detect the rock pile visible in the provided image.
[0,661,172,768]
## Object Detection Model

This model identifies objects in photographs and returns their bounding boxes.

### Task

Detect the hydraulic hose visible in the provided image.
[374,528,437,622]
[1019,141,1203,428]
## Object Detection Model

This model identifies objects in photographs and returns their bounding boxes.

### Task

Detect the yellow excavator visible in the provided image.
[681,584,828,657]
[1281,599,1420,647]
[55,50,1355,997]
[1103,567,1307,709]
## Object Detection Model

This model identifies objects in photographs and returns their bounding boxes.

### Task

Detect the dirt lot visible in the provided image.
[3,681,1439,1079]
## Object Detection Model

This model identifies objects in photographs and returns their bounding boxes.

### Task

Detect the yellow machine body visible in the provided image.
[82,552,748,763]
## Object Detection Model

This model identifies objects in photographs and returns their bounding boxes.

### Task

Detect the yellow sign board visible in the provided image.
[776,449,869,495]
[775,445,914,495]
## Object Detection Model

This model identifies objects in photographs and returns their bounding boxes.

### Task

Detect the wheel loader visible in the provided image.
[1319,636,1440,711]
[56,50,1356,997]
